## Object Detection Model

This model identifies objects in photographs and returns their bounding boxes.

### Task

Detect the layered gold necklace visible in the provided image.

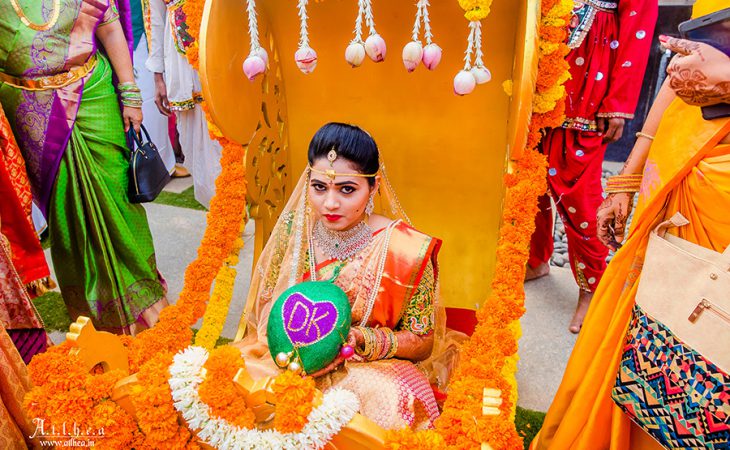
[10,0,61,31]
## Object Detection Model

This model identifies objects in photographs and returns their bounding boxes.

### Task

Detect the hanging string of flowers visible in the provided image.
[242,0,269,81]
[295,0,318,74]
[434,0,573,448]
[453,0,493,95]
[345,0,386,67]
[402,0,442,72]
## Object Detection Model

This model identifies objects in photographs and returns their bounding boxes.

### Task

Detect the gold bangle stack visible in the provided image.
[605,174,643,193]
[355,326,398,361]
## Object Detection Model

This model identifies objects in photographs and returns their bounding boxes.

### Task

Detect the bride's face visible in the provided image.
[309,157,374,231]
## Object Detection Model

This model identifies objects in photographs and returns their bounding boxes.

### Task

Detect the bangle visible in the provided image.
[605,174,642,193]
[121,89,143,108]
[635,132,654,141]
[354,326,398,360]
[117,81,141,93]
[383,328,398,359]
[355,326,376,360]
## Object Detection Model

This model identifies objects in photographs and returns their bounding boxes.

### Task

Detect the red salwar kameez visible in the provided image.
[529,0,658,291]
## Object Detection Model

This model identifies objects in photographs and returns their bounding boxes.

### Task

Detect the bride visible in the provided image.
[235,122,460,430]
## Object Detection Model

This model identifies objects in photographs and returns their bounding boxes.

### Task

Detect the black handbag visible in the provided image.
[127,125,171,203]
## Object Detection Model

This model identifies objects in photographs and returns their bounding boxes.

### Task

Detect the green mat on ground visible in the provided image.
[154,186,206,211]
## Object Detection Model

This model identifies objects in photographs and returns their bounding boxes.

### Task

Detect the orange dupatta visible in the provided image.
[531,98,730,450]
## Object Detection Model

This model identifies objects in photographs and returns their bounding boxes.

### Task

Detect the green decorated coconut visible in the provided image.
[267,280,352,374]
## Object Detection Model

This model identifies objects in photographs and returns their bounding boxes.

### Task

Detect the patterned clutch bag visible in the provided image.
[611,213,730,449]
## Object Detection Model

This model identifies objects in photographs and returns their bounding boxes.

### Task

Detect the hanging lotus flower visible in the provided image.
[454,0,494,95]
[346,0,386,67]
[242,0,267,81]
[295,0,318,74]
[402,0,442,73]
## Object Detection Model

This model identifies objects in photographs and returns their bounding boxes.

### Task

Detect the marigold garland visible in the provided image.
[384,429,445,449]
[197,346,256,429]
[271,370,318,433]
[195,234,245,350]
[24,344,140,449]
[457,0,494,21]
[434,0,573,448]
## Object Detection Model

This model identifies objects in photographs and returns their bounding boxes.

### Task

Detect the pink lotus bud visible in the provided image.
[402,41,423,72]
[471,66,492,84]
[242,55,266,81]
[295,46,318,74]
[364,34,387,62]
[253,47,269,66]
[345,42,366,67]
[453,70,477,96]
[422,43,443,70]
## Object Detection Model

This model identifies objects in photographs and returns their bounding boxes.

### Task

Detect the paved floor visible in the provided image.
[45,179,581,412]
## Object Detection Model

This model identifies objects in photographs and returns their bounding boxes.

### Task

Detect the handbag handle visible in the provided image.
[655,212,730,270]
[654,212,690,238]
[127,124,152,151]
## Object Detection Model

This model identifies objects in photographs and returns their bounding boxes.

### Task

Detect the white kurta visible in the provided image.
[145,0,222,208]
[134,37,175,173]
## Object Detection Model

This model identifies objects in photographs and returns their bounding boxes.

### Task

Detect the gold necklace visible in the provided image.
[312,219,373,262]
[10,0,61,31]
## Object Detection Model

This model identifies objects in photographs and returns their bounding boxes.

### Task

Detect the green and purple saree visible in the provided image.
[0,0,166,333]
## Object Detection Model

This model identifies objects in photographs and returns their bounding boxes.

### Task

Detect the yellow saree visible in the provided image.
[531,90,730,448]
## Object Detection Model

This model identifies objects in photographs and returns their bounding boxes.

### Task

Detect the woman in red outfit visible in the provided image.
[527,0,658,333]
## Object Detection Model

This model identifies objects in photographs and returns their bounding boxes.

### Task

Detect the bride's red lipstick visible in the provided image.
[324,214,342,222]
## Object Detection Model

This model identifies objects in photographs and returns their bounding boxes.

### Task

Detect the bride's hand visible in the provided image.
[307,329,360,378]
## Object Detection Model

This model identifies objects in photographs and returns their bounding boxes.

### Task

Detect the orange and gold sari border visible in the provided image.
[382,222,441,324]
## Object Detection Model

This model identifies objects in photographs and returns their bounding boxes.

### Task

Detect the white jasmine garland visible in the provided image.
[169,346,360,450]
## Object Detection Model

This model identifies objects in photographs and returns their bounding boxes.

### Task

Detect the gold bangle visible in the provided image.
[635,132,655,141]
[355,326,376,360]
[605,174,642,193]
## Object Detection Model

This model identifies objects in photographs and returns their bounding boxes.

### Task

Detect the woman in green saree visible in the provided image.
[0,0,167,334]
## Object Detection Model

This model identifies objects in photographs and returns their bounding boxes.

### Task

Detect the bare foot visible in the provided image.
[569,290,593,334]
[525,262,550,281]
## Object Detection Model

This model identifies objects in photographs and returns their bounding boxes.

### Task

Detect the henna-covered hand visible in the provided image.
[596,192,634,250]
[661,36,730,107]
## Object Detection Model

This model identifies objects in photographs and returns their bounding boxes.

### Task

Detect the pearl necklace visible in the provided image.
[10,0,61,31]
[312,219,373,262]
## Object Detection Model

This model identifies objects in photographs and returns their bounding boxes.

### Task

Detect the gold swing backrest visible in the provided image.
[198,0,539,311]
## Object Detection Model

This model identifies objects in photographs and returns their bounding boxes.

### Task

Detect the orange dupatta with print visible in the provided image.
[531,97,730,448]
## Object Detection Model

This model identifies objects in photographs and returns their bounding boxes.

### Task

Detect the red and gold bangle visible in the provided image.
[383,328,398,359]
[605,174,643,193]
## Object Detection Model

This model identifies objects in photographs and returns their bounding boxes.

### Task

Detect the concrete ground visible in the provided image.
[45,176,581,413]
